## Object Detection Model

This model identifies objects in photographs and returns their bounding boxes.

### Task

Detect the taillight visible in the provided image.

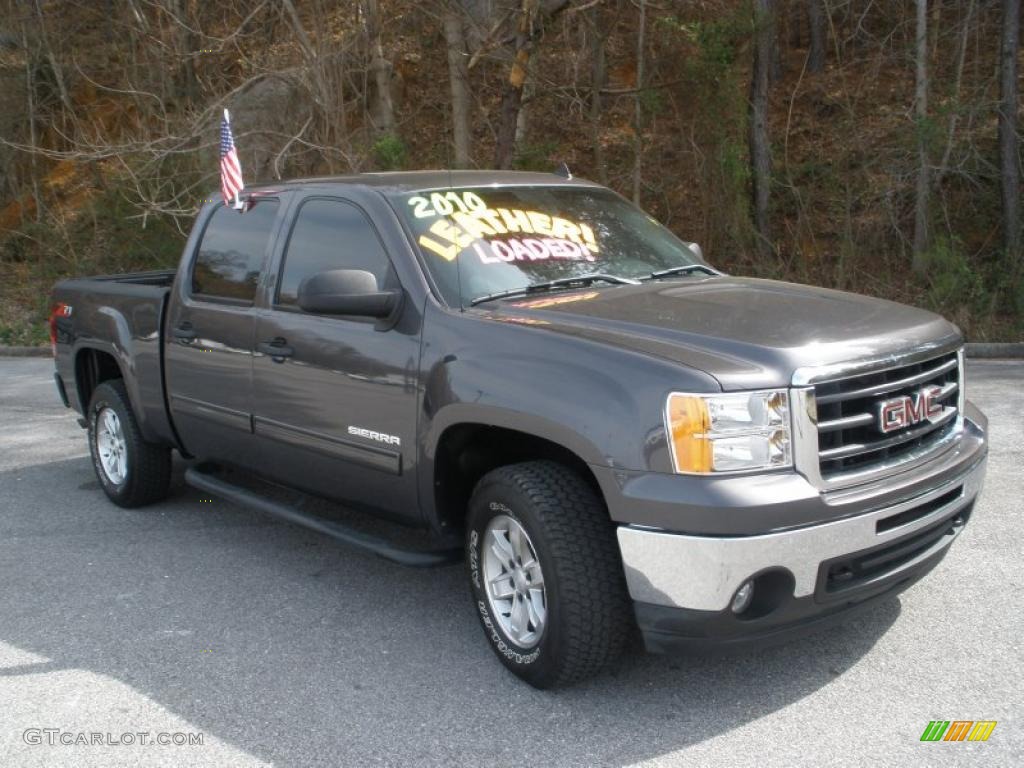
[49,302,70,356]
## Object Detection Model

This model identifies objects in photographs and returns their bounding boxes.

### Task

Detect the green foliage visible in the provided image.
[658,9,753,257]
[638,89,666,117]
[512,140,560,172]
[659,13,746,74]
[921,237,992,319]
[791,159,835,187]
[372,134,408,171]
[0,187,184,347]
[717,139,750,189]
[0,318,48,347]
[913,115,944,156]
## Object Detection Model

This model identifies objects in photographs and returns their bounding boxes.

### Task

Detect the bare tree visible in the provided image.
[494,0,569,169]
[169,0,200,104]
[806,0,826,73]
[632,0,646,204]
[18,14,42,220]
[32,0,74,114]
[769,4,783,83]
[443,4,472,168]
[999,0,1021,264]
[588,6,608,185]
[364,0,395,137]
[750,0,774,257]
[912,0,930,271]
[937,0,976,182]
[495,0,537,170]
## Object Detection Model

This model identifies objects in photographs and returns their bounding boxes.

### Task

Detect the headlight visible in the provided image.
[665,390,792,473]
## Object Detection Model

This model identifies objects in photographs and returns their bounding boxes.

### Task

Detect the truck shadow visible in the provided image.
[0,456,901,767]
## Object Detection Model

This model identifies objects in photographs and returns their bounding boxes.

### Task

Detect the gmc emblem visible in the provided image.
[876,385,944,433]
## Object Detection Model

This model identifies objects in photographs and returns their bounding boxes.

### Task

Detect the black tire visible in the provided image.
[466,460,633,688]
[87,380,172,508]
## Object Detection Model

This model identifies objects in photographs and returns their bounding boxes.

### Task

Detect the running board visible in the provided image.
[185,467,461,568]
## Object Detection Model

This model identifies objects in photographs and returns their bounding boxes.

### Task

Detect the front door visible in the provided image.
[251,197,421,522]
[165,198,281,466]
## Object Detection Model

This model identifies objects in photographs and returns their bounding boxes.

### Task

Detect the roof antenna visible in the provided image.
[553,162,572,180]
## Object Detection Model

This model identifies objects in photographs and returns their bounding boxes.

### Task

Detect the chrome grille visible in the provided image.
[813,351,960,478]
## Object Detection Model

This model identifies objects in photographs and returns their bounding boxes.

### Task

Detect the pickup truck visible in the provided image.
[50,170,988,688]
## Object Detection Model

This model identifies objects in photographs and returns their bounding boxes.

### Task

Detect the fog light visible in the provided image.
[731,581,754,614]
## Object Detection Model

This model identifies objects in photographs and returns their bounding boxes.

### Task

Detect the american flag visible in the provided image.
[219,109,244,207]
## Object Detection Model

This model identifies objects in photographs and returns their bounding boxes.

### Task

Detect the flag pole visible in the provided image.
[224,108,244,211]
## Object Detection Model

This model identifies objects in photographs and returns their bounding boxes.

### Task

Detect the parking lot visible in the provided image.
[1,356,1021,767]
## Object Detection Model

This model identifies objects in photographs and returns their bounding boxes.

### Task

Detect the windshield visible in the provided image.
[392,186,704,306]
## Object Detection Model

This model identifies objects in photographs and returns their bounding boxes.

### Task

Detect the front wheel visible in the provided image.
[466,461,633,688]
[87,380,172,508]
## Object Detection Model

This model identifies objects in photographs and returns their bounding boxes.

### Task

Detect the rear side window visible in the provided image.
[191,200,279,302]
[276,199,392,307]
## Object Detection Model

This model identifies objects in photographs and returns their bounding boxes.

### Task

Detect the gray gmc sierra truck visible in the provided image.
[50,170,988,688]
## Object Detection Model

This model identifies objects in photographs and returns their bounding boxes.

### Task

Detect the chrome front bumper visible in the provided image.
[617,452,985,612]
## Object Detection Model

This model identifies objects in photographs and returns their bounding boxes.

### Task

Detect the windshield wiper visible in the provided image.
[470,273,640,307]
[647,264,724,280]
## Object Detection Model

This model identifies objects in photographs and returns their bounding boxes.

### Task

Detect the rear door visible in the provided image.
[165,198,283,466]
[251,195,422,522]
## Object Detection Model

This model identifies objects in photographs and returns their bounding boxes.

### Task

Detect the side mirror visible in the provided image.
[297,269,400,318]
[684,241,703,261]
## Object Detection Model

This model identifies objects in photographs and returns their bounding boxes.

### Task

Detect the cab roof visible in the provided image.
[244,169,603,195]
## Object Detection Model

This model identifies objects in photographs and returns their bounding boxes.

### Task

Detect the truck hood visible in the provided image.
[480,276,960,390]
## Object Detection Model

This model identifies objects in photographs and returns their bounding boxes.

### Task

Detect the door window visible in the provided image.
[191,200,280,302]
[276,199,393,307]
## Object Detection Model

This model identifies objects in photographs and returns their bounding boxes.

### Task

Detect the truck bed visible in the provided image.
[57,268,177,290]
[52,269,178,447]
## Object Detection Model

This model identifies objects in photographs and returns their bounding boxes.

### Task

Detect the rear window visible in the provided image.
[191,200,280,302]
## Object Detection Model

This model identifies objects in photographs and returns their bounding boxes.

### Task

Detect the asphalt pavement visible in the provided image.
[0,357,1021,767]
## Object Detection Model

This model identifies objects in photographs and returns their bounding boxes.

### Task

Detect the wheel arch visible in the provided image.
[73,345,153,440]
[75,346,127,415]
[429,420,606,534]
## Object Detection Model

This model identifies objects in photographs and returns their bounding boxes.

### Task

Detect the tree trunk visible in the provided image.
[806,0,826,73]
[364,0,395,136]
[443,7,472,168]
[789,0,802,47]
[170,0,199,104]
[19,18,42,221]
[33,0,74,114]
[999,0,1021,264]
[494,0,569,169]
[912,0,930,270]
[632,0,646,204]
[588,8,608,185]
[929,0,943,61]
[769,6,783,83]
[937,0,976,182]
[750,0,774,257]
[495,2,534,169]
[281,0,329,111]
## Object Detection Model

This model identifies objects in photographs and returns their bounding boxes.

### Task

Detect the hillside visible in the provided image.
[1,0,1021,344]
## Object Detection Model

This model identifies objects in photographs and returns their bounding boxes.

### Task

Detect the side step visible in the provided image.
[184,467,462,568]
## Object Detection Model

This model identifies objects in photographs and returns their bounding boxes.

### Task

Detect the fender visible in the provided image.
[414,301,722,527]
[70,296,176,447]
[73,336,146,436]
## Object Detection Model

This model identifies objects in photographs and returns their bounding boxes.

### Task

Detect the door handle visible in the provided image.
[173,323,197,342]
[258,337,294,362]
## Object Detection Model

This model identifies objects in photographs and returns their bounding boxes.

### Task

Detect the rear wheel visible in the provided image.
[87,380,171,508]
[466,460,633,688]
